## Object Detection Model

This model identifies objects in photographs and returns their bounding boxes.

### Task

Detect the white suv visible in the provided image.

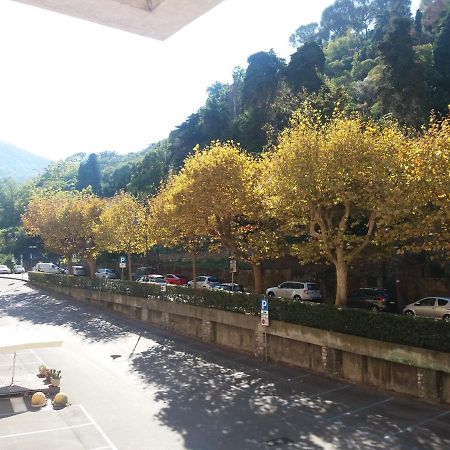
[266,281,322,302]
[187,275,220,289]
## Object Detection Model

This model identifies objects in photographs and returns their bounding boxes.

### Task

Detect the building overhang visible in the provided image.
[12,0,225,40]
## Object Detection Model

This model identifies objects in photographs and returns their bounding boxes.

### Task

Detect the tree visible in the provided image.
[74,194,105,277]
[95,192,152,280]
[321,0,357,38]
[22,190,104,274]
[242,51,285,113]
[149,174,212,286]
[264,110,410,305]
[76,153,102,195]
[388,114,450,255]
[377,17,427,126]
[0,178,29,229]
[286,42,325,94]
[153,142,285,293]
[289,23,320,47]
[433,9,450,113]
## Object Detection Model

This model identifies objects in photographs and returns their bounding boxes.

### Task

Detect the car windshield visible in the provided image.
[307,283,318,290]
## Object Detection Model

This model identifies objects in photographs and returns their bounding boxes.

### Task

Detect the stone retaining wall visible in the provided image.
[35,282,450,405]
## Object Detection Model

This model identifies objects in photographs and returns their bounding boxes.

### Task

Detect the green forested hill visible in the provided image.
[0,141,50,182]
[29,0,450,197]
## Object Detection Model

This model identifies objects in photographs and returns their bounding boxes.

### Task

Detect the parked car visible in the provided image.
[403,297,450,321]
[0,264,11,274]
[187,275,220,289]
[132,266,157,281]
[213,283,245,293]
[13,265,25,274]
[265,281,322,302]
[347,288,397,312]
[138,274,166,285]
[72,266,87,276]
[164,274,189,285]
[95,268,119,279]
[32,262,64,274]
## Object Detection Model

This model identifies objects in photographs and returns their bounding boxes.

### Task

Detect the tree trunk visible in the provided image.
[127,253,132,281]
[66,254,73,275]
[335,254,348,306]
[191,251,197,289]
[86,256,96,278]
[252,262,264,294]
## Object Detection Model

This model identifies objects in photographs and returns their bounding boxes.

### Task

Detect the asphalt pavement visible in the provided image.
[0,275,449,450]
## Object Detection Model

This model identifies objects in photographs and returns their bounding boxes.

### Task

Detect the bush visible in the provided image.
[28,272,450,353]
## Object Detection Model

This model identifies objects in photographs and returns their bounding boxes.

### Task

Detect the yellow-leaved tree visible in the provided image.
[264,110,410,305]
[149,175,212,287]
[95,192,153,279]
[390,114,450,255]
[22,189,104,275]
[153,142,285,293]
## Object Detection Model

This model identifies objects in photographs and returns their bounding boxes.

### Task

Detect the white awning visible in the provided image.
[0,328,63,353]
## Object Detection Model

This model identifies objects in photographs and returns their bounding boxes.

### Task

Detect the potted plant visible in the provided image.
[38,364,48,377]
[49,369,62,387]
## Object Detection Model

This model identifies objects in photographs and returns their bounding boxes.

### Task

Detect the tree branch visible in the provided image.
[309,204,337,265]
[346,210,377,262]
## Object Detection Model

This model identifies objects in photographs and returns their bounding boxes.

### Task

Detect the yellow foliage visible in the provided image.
[95,192,152,255]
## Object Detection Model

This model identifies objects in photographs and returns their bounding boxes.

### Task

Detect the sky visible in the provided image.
[0,0,420,161]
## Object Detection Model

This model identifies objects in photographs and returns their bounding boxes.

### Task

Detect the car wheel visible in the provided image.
[267,292,275,297]
[293,295,301,302]
[404,310,414,317]
[370,305,379,313]
[443,315,450,323]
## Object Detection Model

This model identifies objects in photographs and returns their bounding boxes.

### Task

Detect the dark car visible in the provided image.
[347,288,397,312]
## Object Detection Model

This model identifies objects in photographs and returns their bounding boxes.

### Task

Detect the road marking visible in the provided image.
[309,384,350,397]
[77,404,118,450]
[30,348,46,365]
[0,361,41,368]
[384,410,450,439]
[329,397,394,421]
[0,422,92,439]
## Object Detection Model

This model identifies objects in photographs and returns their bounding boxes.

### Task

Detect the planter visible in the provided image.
[50,378,61,387]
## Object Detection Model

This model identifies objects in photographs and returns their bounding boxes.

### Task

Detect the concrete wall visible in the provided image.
[36,282,450,405]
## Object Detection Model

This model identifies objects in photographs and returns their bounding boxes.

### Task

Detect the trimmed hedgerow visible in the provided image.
[28,272,450,353]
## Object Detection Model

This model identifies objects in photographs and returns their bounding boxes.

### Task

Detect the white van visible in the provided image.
[33,262,64,274]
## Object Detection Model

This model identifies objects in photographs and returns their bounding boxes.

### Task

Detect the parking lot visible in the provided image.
[1,276,450,449]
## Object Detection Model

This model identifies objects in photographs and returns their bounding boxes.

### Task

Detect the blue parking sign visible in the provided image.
[261,299,269,312]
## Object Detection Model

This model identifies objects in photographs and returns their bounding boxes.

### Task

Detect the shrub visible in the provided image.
[28,272,450,353]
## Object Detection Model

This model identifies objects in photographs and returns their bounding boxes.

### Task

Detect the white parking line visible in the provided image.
[30,348,47,365]
[77,404,118,450]
[329,397,394,421]
[384,410,450,439]
[0,422,92,439]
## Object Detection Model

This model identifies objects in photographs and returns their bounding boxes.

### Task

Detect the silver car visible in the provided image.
[0,264,11,274]
[187,275,220,289]
[403,297,450,322]
[266,281,322,302]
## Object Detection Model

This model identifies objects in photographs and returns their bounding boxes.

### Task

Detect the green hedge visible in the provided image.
[28,272,450,353]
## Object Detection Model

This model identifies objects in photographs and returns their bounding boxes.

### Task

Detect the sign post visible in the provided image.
[119,256,126,280]
[260,298,269,361]
[229,258,236,284]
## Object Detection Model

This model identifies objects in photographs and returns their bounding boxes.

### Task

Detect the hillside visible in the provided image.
[0,141,50,182]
